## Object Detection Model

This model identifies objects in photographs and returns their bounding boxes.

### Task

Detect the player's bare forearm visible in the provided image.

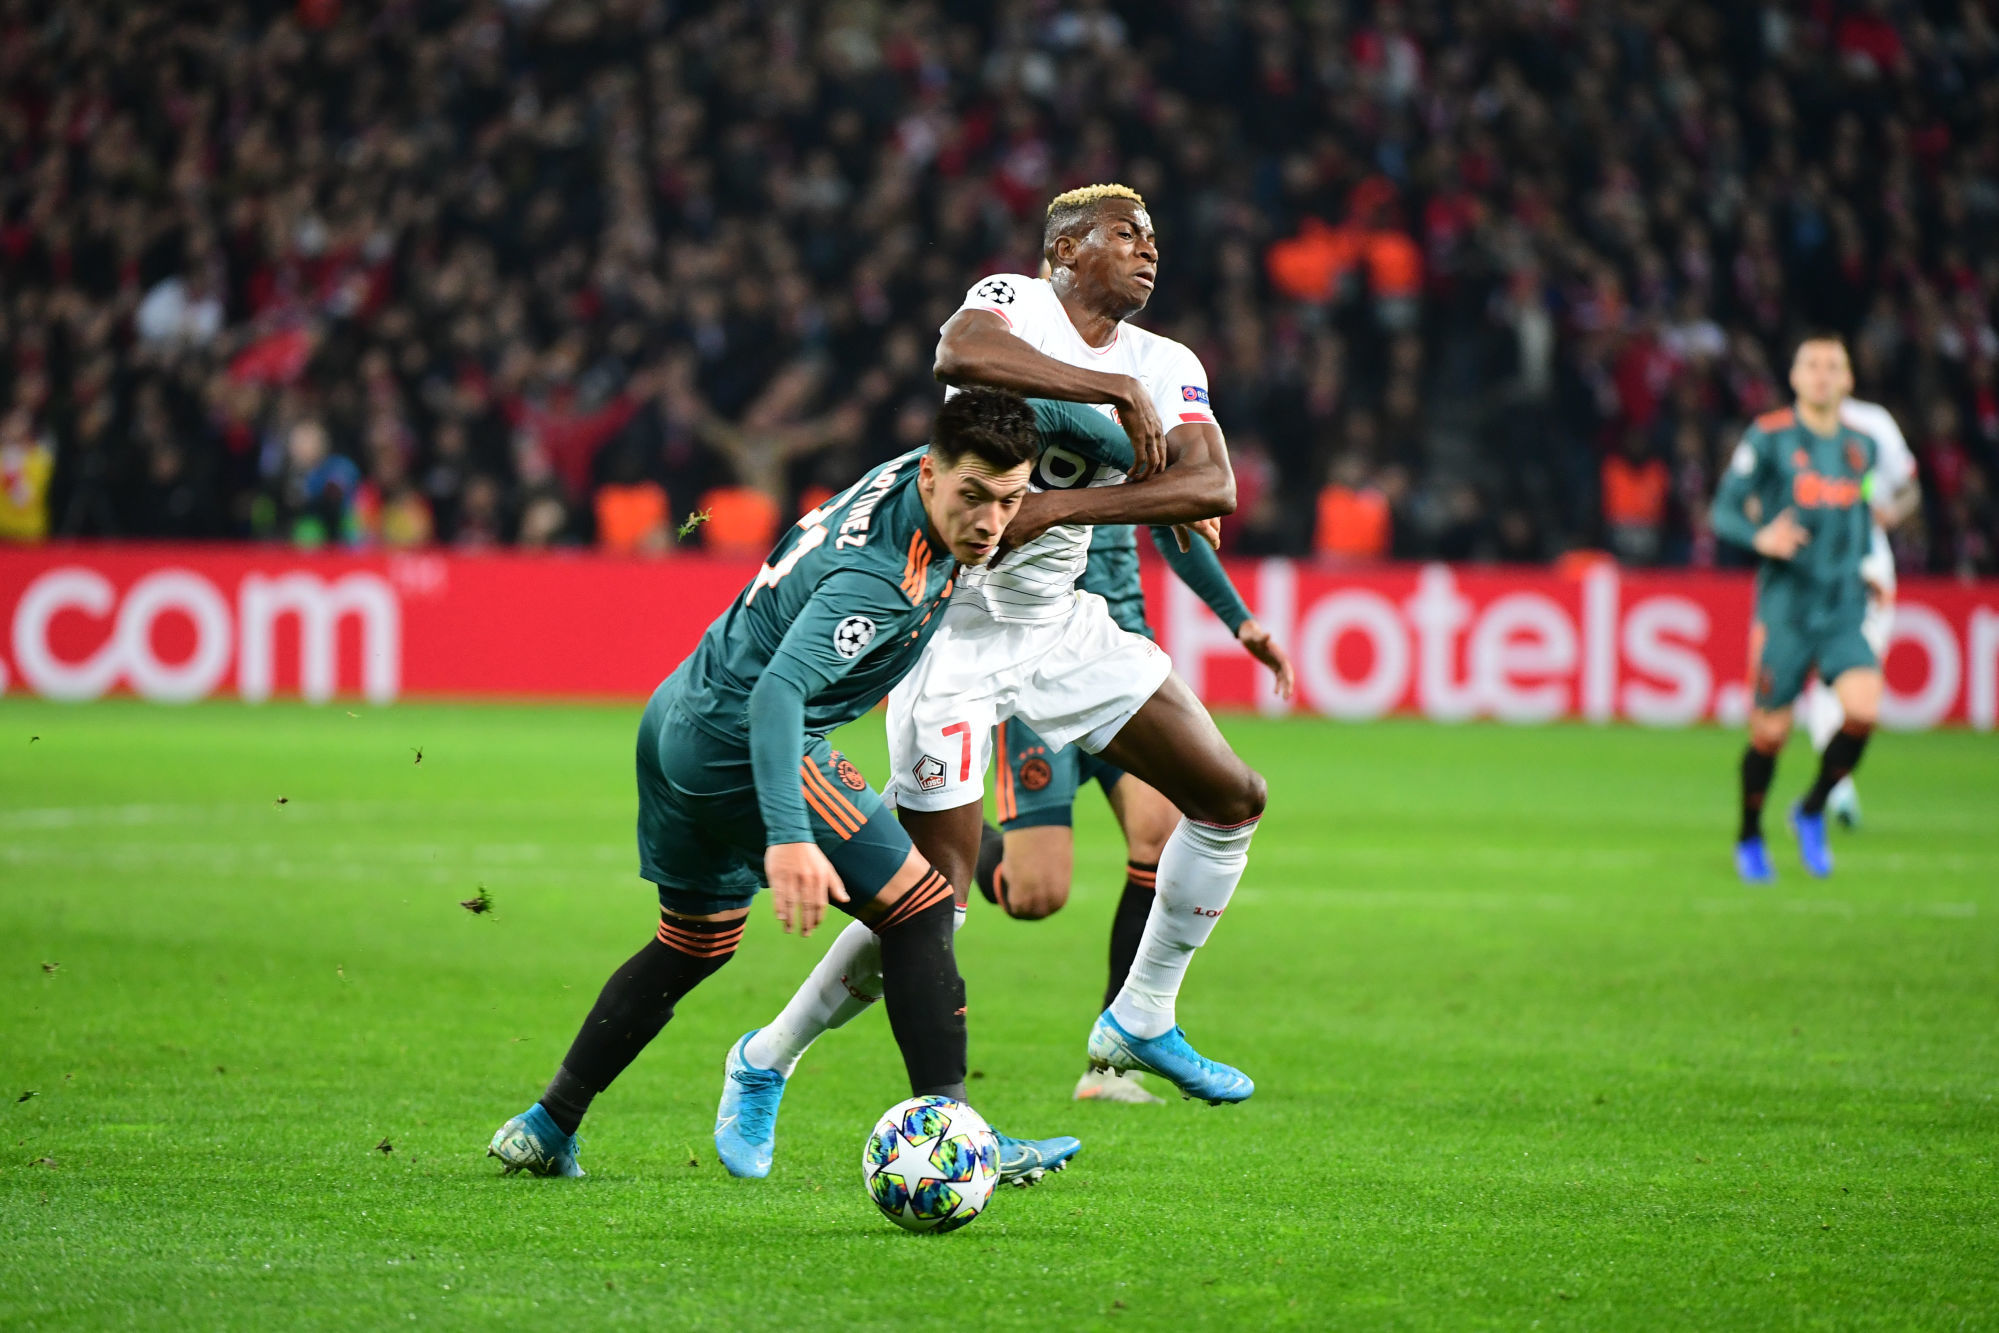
[1876,479,1921,530]
[935,310,1132,405]
[935,309,1167,476]
[998,426,1234,559]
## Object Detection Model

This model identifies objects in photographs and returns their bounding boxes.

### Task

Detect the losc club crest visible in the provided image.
[913,754,947,792]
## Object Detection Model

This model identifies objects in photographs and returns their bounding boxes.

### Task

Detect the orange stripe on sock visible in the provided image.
[880,881,949,931]
[877,871,951,931]
[655,921,744,957]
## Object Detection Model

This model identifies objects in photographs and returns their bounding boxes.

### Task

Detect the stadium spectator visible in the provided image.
[0,0,1993,575]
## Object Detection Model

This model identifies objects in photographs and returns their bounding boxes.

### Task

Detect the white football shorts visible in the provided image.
[884,590,1171,813]
[1860,523,1895,658]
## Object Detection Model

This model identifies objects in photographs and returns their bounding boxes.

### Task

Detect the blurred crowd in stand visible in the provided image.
[2,0,1997,574]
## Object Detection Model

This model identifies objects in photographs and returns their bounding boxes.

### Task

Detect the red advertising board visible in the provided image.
[2,544,1995,729]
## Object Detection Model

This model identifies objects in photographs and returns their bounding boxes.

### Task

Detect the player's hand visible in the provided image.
[766,842,849,937]
[988,493,1059,566]
[1116,377,1168,480]
[1171,517,1222,552]
[1237,618,1296,700]
[1753,509,1810,560]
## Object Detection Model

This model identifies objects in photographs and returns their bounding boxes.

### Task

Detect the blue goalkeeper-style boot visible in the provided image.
[1789,804,1834,878]
[1087,1010,1254,1105]
[487,1102,584,1177]
[1735,835,1775,885]
[714,1031,786,1179]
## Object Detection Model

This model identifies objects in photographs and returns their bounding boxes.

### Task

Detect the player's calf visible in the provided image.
[873,874,969,1101]
[494,909,744,1167]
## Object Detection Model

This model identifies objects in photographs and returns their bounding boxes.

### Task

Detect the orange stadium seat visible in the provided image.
[595,481,670,554]
[1314,483,1391,560]
[698,486,780,555]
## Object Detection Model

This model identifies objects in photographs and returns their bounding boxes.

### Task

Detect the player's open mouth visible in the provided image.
[1133,269,1155,288]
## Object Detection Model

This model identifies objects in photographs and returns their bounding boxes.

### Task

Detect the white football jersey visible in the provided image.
[1840,397,1914,590]
[943,274,1218,622]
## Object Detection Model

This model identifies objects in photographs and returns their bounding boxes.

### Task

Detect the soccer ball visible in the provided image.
[861,1096,999,1234]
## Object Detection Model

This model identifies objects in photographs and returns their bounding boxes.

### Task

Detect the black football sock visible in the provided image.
[1739,745,1777,842]
[972,821,1005,907]
[874,874,967,1102]
[537,913,744,1135]
[1802,724,1871,815]
[1103,860,1157,1012]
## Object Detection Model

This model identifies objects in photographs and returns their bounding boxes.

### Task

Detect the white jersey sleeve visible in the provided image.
[1145,338,1218,434]
[949,275,1069,353]
[1840,398,1915,492]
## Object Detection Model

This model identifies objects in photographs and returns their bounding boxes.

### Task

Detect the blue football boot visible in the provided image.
[487,1102,584,1177]
[713,1031,786,1179]
[992,1128,1082,1187]
[1789,804,1834,878]
[1087,1010,1254,1105]
[1735,835,1775,885]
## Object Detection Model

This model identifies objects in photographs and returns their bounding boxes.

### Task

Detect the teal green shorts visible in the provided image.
[993,717,1126,831]
[636,682,914,917]
[1750,612,1878,711]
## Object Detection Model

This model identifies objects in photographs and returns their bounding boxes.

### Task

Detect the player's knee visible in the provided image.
[1748,714,1789,753]
[1841,702,1878,732]
[1213,766,1267,827]
[1001,873,1069,920]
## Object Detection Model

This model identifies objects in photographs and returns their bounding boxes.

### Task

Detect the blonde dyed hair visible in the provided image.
[1043,184,1149,259]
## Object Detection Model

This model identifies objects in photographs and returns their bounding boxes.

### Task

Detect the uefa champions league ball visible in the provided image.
[862,1096,1000,1233]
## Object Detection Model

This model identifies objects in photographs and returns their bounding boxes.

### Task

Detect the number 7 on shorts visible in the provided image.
[941,721,973,781]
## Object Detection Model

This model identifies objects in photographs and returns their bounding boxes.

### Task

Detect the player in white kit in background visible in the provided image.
[712,185,1273,1182]
[1804,397,1921,827]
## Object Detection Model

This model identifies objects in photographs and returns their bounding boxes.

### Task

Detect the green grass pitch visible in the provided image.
[3,700,1995,1329]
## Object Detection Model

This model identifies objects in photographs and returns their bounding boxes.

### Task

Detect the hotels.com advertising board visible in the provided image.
[1,545,1996,729]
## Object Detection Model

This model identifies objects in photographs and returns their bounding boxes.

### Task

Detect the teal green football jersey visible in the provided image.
[673,447,957,748]
[670,396,1144,749]
[1711,406,1878,627]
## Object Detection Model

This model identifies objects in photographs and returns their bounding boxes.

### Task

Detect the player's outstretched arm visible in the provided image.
[936,309,1167,476]
[1149,527,1297,698]
[1149,524,1249,630]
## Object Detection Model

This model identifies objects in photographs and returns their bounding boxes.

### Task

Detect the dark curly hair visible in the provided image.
[930,387,1040,473]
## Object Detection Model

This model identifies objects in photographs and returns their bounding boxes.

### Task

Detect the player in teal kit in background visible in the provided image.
[1710,335,1885,884]
[977,522,1294,1102]
[486,387,1080,1181]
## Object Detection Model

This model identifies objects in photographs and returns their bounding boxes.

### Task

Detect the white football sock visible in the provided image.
[1109,817,1256,1040]
[1804,679,1844,753]
[744,904,967,1077]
